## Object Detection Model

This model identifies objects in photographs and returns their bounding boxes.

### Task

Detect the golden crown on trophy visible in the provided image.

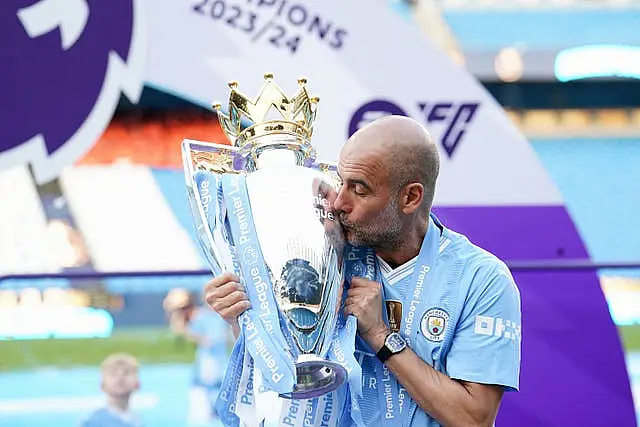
[212,73,319,152]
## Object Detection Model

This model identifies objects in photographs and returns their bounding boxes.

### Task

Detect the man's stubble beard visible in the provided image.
[339,198,404,251]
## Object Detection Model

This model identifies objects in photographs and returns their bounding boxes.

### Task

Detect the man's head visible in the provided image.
[334,115,439,251]
[100,353,140,399]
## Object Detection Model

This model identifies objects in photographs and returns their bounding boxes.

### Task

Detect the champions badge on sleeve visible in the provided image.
[181,74,362,426]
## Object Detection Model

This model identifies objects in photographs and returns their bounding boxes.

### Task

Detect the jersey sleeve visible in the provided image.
[446,260,522,391]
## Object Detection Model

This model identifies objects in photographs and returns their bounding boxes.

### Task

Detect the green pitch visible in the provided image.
[0,328,197,372]
[1,325,638,372]
[620,324,640,354]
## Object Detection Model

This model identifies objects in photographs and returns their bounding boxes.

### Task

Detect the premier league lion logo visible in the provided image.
[0,0,145,183]
[278,258,322,306]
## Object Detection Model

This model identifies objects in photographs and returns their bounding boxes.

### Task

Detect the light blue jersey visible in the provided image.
[79,407,142,427]
[188,307,229,389]
[219,215,520,427]
[354,216,522,426]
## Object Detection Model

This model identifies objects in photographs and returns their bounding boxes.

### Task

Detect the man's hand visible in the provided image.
[203,272,250,337]
[344,276,389,350]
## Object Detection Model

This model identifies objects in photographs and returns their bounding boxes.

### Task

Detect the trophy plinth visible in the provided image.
[183,73,348,400]
[290,355,347,399]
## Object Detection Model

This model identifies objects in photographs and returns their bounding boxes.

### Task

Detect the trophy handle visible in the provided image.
[181,139,243,276]
[182,139,244,176]
[309,161,341,189]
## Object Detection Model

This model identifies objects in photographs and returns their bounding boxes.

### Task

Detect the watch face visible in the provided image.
[386,333,406,353]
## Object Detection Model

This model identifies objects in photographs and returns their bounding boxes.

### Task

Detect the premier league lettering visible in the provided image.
[199,178,213,213]
[365,250,376,279]
[240,361,255,404]
[348,99,481,158]
[381,365,395,420]
[313,194,335,221]
[242,315,284,383]
[228,179,275,326]
[281,398,301,426]
[191,0,347,55]
[403,265,428,346]
[398,387,406,415]
[331,340,348,372]
[319,393,334,427]
[303,400,317,426]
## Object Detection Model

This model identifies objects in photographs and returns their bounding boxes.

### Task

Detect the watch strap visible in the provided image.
[376,341,394,363]
[376,332,405,363]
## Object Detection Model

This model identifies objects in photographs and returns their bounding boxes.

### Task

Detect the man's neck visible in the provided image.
[376,217,429,268]
[107,395,130,413]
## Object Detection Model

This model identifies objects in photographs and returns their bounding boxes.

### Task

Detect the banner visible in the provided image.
[0,1,635,425]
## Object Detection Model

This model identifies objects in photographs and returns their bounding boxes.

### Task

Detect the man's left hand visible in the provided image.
[344,276,389,350]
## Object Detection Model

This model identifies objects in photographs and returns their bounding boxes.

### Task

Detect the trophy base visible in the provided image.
[280,355,347,400]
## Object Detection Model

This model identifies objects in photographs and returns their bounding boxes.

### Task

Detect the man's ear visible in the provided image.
[401,183,424,214]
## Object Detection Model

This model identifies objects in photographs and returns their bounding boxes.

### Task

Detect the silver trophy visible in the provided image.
[182,74,347,399]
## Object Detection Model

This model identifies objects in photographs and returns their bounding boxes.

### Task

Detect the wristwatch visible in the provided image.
[376,332,407,363]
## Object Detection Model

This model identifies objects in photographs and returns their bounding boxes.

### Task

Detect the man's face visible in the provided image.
[334,143,403,249]
[102,364,139,398]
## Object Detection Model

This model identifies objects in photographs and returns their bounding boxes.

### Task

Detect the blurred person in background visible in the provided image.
[163,288,229,426]
[79,353,142,427]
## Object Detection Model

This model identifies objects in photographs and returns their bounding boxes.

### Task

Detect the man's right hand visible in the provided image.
[204,272,250,335]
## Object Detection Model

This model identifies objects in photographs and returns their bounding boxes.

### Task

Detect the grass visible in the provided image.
[0,325,638,372]
[0,328,197,372]
[620,324,640,353]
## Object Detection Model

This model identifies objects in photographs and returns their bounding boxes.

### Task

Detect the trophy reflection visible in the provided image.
[182,73,347,399]
[279,259,322,306]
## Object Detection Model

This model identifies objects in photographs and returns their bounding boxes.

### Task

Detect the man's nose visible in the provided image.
[333,187,351,214]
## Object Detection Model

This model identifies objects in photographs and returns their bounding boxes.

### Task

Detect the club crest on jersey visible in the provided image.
[421,308,449,342]
[385,300,403,333]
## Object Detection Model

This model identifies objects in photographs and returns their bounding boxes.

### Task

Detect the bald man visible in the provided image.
[204,115,522,426]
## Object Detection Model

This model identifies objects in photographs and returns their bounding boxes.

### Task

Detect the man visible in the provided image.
[79,353,143,427]
[204,115,522,426]
[163,288,229,426]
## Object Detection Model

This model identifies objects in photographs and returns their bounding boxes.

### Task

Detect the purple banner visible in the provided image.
[434,205,636,426]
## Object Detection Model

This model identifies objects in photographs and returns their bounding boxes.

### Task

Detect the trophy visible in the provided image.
[182,73,348,400]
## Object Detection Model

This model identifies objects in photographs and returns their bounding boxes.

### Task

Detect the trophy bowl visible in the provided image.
[182,74,348,399]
